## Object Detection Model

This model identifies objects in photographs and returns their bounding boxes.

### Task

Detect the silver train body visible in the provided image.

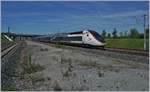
[35,30,106,47]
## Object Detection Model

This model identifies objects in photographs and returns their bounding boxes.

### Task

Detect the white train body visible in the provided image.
[36,30,106,47]
[66,30,105,46]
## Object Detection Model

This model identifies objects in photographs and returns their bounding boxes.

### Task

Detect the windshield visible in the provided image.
[89,30,105,43]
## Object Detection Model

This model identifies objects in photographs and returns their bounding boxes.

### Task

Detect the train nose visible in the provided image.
[93,41,106,46]
[102,43,106,45]
[98,42,106,46]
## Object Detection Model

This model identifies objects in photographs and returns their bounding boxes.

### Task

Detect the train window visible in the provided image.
[68,36,82,41]
[89,30,105,42]
[53,36,82,41]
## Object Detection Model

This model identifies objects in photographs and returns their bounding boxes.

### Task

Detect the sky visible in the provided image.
[1,1,149,35]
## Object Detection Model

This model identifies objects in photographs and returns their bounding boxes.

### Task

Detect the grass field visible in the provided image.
[106,38,149,50]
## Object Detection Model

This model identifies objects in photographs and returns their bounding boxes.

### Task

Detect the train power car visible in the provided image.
[35,29,106,47]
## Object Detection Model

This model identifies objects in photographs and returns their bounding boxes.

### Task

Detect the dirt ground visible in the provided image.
[16,41,149,91]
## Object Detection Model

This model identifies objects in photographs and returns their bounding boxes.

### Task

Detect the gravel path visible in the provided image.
[16,41,149,91]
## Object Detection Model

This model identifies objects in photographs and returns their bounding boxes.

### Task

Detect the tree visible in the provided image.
[112,28,118,38]
[119,32,123,38]
[101,30,106,38]
[129,28,140,38]
[107,33,111,38]
[139,33,144,38]
[124,31,128,38]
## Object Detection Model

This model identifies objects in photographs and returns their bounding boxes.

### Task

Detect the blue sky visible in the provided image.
[1,1,149,35]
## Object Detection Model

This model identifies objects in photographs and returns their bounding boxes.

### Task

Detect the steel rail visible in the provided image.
[34,40,149,57]
[1,44,17,58]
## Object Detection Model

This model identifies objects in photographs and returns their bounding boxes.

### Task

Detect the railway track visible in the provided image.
[1,41,26,91]
[105,48,149,57]
[1,43,17,58]
[27,40,149,64]
[35,40,149,57]
[1,42,14,52]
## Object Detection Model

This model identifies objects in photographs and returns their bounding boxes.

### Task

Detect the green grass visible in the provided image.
[106,38,149,50]
[22,54,44,74]
[54,44,65,48]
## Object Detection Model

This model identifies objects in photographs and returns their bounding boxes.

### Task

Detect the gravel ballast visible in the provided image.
[15,41,149,91]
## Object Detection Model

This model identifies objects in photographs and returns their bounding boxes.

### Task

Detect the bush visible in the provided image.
[22,54,44,74]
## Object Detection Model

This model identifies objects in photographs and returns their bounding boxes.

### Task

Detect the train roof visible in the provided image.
[34,30,100,39]
[69,31,83,34]
[53,33,68,37]
[34,35,51,38]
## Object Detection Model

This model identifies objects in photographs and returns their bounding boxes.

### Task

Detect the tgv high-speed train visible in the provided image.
[35,29,106,47]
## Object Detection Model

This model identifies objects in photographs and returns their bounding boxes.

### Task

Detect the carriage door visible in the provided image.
[82,31,89,44]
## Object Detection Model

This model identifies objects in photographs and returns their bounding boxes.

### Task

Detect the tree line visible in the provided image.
[101,28,149,39]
